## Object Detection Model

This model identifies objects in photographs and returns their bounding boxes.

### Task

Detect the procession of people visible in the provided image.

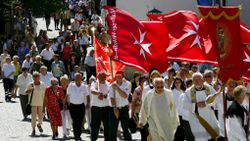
[1,0,250,141]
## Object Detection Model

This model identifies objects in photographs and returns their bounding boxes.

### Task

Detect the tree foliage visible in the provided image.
[21,0,67,16]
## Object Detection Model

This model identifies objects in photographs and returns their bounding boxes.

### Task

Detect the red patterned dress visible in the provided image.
[45,86,65,126]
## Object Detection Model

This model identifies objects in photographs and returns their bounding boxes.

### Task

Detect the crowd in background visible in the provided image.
[1,0,250,141]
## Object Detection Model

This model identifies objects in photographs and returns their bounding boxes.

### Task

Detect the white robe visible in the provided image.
[140,88,179,141]
[226,116,248,141]
[182,86,219,141]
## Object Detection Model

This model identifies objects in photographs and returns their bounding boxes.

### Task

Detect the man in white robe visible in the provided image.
[182,72,220,141]
[139,77,179,141]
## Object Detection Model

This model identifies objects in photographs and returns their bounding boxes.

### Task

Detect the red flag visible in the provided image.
[243,47,250,82]
[240,23,250,82]
[105,6,169,73]
[148,11,218,65]
[94,36,124,82]
[198,6,243,83]
[241,23,250,44]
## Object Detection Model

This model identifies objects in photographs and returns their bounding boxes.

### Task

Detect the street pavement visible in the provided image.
[0,18,141,141]
[0,80,141,141]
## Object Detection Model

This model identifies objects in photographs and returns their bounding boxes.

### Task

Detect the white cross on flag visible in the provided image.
[105,6,169,73]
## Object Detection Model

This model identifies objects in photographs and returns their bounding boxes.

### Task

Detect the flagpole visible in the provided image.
[107,45,119,119]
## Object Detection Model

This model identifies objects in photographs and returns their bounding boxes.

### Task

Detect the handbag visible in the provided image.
[51,87,63,110]
[25,84,34,115]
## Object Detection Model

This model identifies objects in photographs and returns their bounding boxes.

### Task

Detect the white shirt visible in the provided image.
[0,53,10,67]
[108,80,130,108]
[172,89,184,115]
[67,82,89,104]
[2,63,15,79]
[22,59,32,69]
[26,82,46,106]
[40,48,54,61]
[78,35,89,45]
[40,72,54,87]
[90,81,110,107]
[16,73,33,95]
[84,56,95,67]
[51,43,59,52]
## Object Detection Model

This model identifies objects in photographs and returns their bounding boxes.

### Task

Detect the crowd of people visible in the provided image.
[1,1,250,141]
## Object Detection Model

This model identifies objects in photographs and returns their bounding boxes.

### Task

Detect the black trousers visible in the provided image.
[86,66,96,84]
[174,116,185,141]
[69,103,85,139]
[20,94,29,118]
[140,124,149,141]
[42,59,52,71]
[91,106,110,141]
[3,78,14,100]
[182,119,195,141]
[109,106,132,141]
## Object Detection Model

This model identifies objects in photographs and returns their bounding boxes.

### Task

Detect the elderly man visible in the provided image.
[66,73,90,140]
[30,55,44,73]
[90,72,110,141]
[226,85,249,141]
[40,66,53,87]
[182,72,220,141]
[139,77,179,141]
[14,67,33,120]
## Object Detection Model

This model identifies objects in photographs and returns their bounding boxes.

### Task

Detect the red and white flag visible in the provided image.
[94,36,124,82]
[241,23,250,82]
[242,47,250,82]
[147,10,218,65]
[105,6,169,73]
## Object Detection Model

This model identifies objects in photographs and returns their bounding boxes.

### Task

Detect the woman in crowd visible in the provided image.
[12,55,21,82]
[171,77,186,141]
[25,72,46,136]
[60,75,72,139]
[44,77,65,139]
[131,76,147,141]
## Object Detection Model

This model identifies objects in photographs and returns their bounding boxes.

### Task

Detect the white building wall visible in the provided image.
[116,0,250,26]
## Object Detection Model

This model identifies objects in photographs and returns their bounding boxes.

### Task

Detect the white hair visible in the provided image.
[60,74,69,81]
[153,77,164,85]
[192,72,203,80]
[50,77,58,84]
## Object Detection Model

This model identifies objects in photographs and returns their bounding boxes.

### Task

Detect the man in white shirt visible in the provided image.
[14,67,33,119]
[66,73,90,140]
[39,66,53,87]
[90,72,110,141]
[108,71,132,141]
[84,49,96,84]
[22,54,32,70]
[40,43,54,71]
[2,57,15,102]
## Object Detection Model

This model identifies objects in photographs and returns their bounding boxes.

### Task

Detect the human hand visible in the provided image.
[98,93,104,100]
[197,101,206,108]
[137,123,143,129]
[112,83,118,90]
